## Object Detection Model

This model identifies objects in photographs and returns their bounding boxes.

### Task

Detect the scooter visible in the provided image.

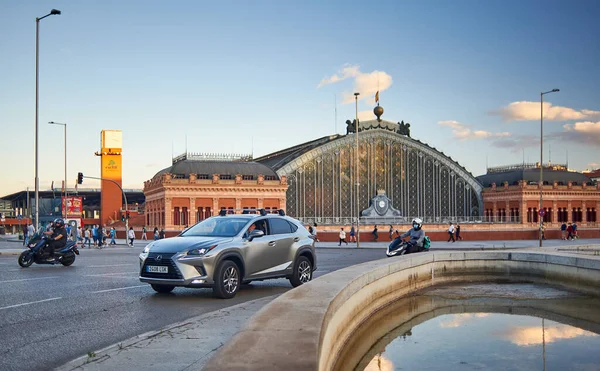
[386,237,410,257]
[18,232,79,268]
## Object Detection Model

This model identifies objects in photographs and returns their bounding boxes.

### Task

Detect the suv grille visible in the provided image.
[141,253,183,280]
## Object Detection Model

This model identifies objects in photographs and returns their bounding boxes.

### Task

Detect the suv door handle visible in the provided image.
[293,237,300,242]
[268,241,276,247]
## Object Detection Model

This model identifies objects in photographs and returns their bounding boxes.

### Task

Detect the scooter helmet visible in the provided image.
[53,218,65,228]
[412,218,423,231]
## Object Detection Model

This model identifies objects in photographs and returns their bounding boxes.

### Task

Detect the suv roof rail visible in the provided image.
[216,208,283,216]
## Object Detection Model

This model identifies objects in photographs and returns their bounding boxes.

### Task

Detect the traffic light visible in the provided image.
[77,172,83,184]
[126,211,130,219]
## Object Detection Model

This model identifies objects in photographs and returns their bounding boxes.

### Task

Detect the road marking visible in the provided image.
[0,297,62,311]
[0,276,59,283]
[84,272,139,277]
[86,264,136,268]
[91,285,147,294]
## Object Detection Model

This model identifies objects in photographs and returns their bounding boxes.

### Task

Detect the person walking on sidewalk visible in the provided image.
[141,225,147,241]
[560,222,567,240]
[154,227,159,241]
[372,225,379,242]
[447,222,456,242]
[128,227,135,247]
[109,227,117,245]
[349,224,356,243]
[338,228,348,246]
[455,224,463,241]
[84,228,91,248]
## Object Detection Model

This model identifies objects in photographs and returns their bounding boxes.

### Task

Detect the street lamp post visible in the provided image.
[354,92,360,247]
[539,89,559,247]
[35,9,61,228]
[49,122,67,218]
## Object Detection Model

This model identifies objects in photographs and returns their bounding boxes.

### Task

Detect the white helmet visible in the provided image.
[412,218,423,231]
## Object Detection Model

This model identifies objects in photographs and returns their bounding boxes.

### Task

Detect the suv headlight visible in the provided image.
[187,245,217,256]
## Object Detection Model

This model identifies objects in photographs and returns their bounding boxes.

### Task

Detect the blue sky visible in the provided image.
[1,0,599,196]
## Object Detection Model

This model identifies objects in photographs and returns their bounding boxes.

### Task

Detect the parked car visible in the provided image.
[139,209,316,298]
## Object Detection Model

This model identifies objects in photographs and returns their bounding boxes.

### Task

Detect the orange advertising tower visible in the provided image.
[96,130,123,226]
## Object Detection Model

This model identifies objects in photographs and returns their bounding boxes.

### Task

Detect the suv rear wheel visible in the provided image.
[213,260,240,299]
[289,256,312,288]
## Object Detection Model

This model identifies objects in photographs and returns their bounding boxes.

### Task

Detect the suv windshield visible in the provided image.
[180,217,249,237]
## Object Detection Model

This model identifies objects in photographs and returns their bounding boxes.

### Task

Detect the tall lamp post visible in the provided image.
[35,9,61,228]
[539,89,559,247]
[354,92,360,247]
[48,122,67,218]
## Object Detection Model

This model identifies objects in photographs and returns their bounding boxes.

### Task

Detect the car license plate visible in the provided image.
[146,265,168,273]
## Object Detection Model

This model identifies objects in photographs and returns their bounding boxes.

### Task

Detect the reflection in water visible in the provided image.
[363,354,394,371]
[439,313,490,328]
[365,313,600,371]
[499,323,598,346]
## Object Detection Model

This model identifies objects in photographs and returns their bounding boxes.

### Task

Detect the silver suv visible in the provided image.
[139,210,316,298]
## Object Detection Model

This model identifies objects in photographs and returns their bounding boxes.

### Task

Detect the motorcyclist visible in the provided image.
[43,218,67,261]
[398,218,425,254]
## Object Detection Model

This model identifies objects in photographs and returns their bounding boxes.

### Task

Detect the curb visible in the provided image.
[55,295,278,371]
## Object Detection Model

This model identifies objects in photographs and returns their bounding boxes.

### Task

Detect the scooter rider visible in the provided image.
[398,218,425,254]
[43,218,67,261]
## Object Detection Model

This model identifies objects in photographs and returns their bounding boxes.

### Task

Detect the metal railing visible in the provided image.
[294,216,522,226]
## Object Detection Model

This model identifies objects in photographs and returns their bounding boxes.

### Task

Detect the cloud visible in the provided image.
[317,64,393,104]
[548,121,600,146]
[490,134,538,153]
[589,162,600,168]
[490,101,600,122]
[437,120,511,141]
[317,64,360,87]
[358,110,374,121]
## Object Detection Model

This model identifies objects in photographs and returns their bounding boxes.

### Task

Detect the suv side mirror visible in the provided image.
[248,229,264,241]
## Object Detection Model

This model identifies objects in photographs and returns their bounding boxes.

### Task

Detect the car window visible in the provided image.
[244,219,269,237]
[181,217,248,237]
[269,218,292,235]
[287,220,298,233]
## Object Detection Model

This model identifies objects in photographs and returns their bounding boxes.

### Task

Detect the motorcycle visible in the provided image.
[18,231,80,268]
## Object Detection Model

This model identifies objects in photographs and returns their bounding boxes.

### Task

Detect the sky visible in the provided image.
[1,0,599,196]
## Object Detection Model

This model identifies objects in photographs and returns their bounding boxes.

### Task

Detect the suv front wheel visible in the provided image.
[289,256,312,288]
[213,260,241,299]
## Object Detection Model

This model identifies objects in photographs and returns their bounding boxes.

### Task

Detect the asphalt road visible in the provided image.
[0,242,384,371]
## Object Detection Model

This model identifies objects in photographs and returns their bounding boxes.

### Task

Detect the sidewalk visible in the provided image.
[0,238,149,256]
[53,238,600,371]
[315,238,600,251]
[56,296,275,371]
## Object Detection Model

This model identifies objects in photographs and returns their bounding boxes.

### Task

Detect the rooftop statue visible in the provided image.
[397,121,411,137]
[345,119,358,134]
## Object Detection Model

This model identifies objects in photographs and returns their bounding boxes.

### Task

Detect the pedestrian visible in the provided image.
[312,223,320,242]
[447,222,456,242]
[77,226,83,243]
[372,225,378,242]
[128,227,135,247]
[154,227,159,240]
[339,228,348,246]
[349,224,356,243]
[102,225,108,246]
[389,224,394,241]
[159,229,165,239]
[567,223,573,240]
[560,222,567,240]
[26,223,35,246]
[109,227,117,245]
[96,225,104,248]
[66,223,72,241]
[141,225,147,241]
[572,222,578,240]
[541,222,546,240]
[84,228,91,248]
[22,225,28,246]
[455,224,463,241]
[92,224,98,247]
